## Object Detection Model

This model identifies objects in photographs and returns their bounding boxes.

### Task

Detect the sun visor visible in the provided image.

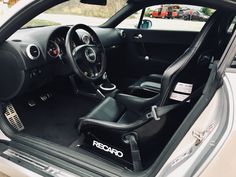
[80,0,107,6]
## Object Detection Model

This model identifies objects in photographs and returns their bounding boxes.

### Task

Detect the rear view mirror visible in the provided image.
[80,0,107,6]
[140,19,152,29]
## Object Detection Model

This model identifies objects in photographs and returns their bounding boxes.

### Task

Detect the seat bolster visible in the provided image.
[86,97,125,122]
[115,93,161,112]
[78,116,149,134]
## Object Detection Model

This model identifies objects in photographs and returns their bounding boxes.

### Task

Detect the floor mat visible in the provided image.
[12,93,99,146]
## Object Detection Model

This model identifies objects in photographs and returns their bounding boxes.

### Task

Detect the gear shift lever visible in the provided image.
[100,72,116,91]
[102,72,109,82]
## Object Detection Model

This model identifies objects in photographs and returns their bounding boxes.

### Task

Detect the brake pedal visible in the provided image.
[4,104,24,131]
[40,92,52,102]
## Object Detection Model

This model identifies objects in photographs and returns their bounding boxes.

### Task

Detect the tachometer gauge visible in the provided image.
[81,34,91,44]
[47,40,60,58]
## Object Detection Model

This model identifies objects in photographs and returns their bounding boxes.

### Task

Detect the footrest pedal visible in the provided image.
[4,104,24,131]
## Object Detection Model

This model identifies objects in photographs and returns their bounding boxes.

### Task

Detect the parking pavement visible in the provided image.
[0,171,9,177]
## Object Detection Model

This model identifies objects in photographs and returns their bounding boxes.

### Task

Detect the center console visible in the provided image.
[97,73,161,100]
[128,74,162,99]
[129,82,161,98]
[99,82,116,92]
[97,73,118,98]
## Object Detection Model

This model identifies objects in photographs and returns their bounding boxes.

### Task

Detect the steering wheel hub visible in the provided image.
[85,47,97,63]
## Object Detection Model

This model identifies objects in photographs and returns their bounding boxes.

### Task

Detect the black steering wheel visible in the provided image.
[65,24,106,81]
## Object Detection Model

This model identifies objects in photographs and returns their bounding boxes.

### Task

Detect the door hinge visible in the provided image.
[192,130,206,146]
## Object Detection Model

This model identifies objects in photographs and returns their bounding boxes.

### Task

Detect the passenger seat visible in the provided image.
[128,13,235,95]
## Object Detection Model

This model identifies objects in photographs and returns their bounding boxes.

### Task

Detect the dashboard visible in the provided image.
[0,25,123,100]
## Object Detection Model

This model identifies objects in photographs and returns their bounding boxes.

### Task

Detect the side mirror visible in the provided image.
[80,0,107,6]
[140,19,152,29]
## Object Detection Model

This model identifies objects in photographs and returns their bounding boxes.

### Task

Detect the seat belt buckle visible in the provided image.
[146,105,160,121]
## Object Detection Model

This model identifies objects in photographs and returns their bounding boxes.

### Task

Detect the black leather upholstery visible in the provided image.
[85,97,125,122]
[77,96,147,131]
[115,92,160,112]
[76,11,231,170]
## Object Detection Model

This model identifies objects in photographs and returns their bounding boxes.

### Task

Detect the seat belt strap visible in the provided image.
[146,85,204,120]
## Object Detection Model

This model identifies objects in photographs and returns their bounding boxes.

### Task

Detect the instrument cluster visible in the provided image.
[47,27,93,61]
[47,33,76,59]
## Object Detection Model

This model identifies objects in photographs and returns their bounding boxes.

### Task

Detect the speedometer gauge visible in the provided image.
[47,40,60,58]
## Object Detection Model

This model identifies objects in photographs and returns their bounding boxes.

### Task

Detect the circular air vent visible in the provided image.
[26,44,40,60]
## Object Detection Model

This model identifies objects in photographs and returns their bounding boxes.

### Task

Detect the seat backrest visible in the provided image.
[159,11,225,106]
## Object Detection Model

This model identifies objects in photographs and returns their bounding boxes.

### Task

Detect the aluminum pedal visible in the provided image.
[4,104,24,131]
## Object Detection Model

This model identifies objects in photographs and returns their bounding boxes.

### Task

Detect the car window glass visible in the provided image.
[0,1,127,28]
[117,10,142,29]
[118,4,215,32]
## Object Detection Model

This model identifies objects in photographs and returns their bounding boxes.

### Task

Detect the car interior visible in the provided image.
[0,0,236,174]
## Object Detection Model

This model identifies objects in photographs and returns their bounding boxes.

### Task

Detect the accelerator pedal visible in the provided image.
[4,104,24,131]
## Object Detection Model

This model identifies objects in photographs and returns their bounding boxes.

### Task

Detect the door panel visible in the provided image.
[107,29,198,89]
[123,29,197,77]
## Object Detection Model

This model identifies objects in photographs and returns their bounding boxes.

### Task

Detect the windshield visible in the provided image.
[25,1,127,28]
[0,0,126,28]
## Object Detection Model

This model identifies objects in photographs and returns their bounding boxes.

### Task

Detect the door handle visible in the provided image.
[134,34,143,40]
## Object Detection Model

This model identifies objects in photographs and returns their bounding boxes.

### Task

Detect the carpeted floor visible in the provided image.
[13,93,99,146]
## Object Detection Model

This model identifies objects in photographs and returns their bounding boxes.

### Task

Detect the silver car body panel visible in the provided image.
[0,129,11,141]
[157,72,234,177]
[2,148,78,177]
[0,155,42,177]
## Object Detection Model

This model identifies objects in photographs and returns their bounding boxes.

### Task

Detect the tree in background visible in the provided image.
[201,7,212,16]
[0,0,19,7]
[144,8,152,17]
